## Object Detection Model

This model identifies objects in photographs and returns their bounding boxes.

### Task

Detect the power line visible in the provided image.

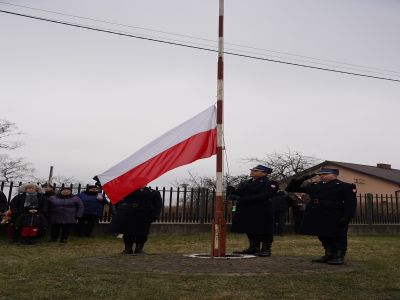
[2,1,400,77]
[1,9,400,83]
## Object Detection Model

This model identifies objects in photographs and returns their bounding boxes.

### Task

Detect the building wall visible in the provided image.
[323,164,400,195]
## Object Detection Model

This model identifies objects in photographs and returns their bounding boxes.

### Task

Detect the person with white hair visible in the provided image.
[9,183,48,243]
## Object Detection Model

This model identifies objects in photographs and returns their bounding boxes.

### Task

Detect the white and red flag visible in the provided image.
[97,105,217,204]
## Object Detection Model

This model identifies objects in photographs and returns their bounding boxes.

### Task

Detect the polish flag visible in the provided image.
[97,105,217,204]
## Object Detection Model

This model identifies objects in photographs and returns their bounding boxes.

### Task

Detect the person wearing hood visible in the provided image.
[48,187,84,243]
[9,183,48,243]
[76,185,108,237]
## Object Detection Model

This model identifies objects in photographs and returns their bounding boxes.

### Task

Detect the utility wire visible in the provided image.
[2,1,400,77]
[1,9,400,83]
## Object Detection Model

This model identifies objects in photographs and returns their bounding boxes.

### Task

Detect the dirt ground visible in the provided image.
[84,253,356,276]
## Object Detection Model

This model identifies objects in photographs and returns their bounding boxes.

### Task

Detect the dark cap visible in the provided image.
[250,165,273,174]
[316,168,339,175]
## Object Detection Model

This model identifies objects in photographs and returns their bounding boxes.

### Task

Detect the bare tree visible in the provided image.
[244,149,321,185]
[0,119,23,150]
[172,171,248,190]
[50,175,79,186]
[0,154,35,182]
[31,175,80,186]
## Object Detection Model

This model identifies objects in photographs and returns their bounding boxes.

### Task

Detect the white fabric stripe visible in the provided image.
[98,105,216,184]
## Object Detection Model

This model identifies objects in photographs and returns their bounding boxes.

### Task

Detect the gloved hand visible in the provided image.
[228,195,240,201]
[92,176,102,188]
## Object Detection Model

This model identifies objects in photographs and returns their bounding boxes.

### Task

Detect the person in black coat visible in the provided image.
[110,186,162,254]
[286,168,357,265]
[1,190,9,224]
[0,190,7,213]
[9,183,48,243]
[227,165,279,257]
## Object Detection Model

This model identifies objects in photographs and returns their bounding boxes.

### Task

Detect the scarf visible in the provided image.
[24,192,38,208]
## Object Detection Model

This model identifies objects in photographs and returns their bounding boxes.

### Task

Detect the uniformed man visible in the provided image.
[110,186,162,254]
[286,168,357,265]
[227,165,279,257]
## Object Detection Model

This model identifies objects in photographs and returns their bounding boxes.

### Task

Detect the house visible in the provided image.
[294,161,400,196]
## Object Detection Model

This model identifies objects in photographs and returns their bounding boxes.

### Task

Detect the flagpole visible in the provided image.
[211,0,226,257]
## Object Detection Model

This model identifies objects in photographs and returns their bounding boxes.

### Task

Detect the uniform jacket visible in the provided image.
[77,191,108,217]
[286,178,357,236]
[110,187,162,236]
[230,176,278,235]
[48,195,84,224]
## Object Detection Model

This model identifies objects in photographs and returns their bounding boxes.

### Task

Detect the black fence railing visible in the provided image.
[1,182,399,224]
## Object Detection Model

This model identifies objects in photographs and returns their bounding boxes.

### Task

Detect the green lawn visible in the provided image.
[0,233,399,300]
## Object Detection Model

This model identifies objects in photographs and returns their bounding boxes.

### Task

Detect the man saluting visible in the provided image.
[286,168,357,265]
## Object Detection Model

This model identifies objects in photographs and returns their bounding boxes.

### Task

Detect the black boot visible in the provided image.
[121,243,133,254]
[312,248,334,263]
[256,242,271,257]
[326,250,345,265]
[233,240,260,255]
[134,243,144,254]
[121,236,134,254]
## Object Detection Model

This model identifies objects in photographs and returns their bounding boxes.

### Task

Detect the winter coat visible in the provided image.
[15,211,48,228]
[77,191,108,217]
[0,190,7,213]
[230,176,279,235]
[286,178,357,236]
[48,195,84,224]
[9,193,48,222]
[110,187,162,236]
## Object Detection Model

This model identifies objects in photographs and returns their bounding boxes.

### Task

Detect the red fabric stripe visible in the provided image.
[103,128,217,204]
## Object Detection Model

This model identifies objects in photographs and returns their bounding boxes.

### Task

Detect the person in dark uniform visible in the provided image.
[227,165,279,257]
[286,168,357,265]
[110,186,162,254]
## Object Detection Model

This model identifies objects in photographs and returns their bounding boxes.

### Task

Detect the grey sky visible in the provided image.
[1,0,400,186]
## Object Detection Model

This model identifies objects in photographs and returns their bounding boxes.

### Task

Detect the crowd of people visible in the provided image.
[0,182,108,245]
[0,182,162,255]
[0,165,357,265]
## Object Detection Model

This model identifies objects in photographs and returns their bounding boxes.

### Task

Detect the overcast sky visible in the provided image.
[1,0,400,186]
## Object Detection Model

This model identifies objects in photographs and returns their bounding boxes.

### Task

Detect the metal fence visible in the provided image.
[1,181,399,224]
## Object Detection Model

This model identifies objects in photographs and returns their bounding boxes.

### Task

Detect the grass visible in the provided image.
[0,232,399,300]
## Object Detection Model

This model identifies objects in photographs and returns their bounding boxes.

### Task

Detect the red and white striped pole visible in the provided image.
[211,0,226,257]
